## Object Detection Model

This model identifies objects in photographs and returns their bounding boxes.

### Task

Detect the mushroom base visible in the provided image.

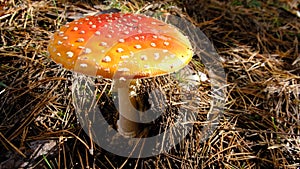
[117,117,140,138]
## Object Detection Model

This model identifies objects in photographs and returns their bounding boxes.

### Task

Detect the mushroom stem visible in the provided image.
[115,80,141,137]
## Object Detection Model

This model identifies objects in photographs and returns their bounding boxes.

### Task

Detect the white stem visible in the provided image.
[115,80,140,137]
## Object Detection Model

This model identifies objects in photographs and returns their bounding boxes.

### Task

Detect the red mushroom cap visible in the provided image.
[48,13,193,79]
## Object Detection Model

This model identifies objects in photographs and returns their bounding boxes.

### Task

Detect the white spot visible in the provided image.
[132,19,138,23]
[118,68,130,72]
[65,24,70,28]
[66,51,74,58]
[73,27,78,31]
[126,23,133,27]
[57,41,62,45]
[124,31,129,35]
[83,48,92,54]
[162,49,168,53]
[95,31,101,35]
[96,75,103,79]
[199,72,209,82]
[80,30,85,34]
[153,35,158,39]
[58,31,64,35]
[63,36,68,40]
[163,42,169,46]
[76,38,84,42]
[85,18,90,21]
[91,25,96,28]
[138,30,142,33]
[78,46,85,49]
[106,34,112,38]
[134,44,142,49]
[151,22,156,25]
[88,21,93,25]
[119,39,125,43]
[80,63,88,68]
[154,53,160,60]
[140,55,147,61]
[134,36,139,40]
[130,51,134,56]
[150,43,156,47]
[120,55,129,59]
[57,53,61,56]
[117,48,124,53]
[102,56,111,62]
[100,42,107,46]
[119,77,126,81]
[104,68,110,72]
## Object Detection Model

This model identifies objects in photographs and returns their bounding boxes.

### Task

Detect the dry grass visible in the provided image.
[0,0,299,168]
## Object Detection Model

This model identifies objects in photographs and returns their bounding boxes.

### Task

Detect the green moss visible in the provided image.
[231,0,243,6]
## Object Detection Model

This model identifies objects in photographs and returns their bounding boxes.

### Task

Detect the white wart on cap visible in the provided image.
[48,13,193,79]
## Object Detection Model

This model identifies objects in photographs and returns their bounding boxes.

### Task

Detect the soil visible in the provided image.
[0,0,299,168]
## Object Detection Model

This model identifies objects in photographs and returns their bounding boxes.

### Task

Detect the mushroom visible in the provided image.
[48,12,193,137]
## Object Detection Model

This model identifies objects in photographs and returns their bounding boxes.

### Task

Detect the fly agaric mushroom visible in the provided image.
[48,12,193,137]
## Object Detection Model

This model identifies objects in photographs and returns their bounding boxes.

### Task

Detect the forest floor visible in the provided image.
[0,0,299,168]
